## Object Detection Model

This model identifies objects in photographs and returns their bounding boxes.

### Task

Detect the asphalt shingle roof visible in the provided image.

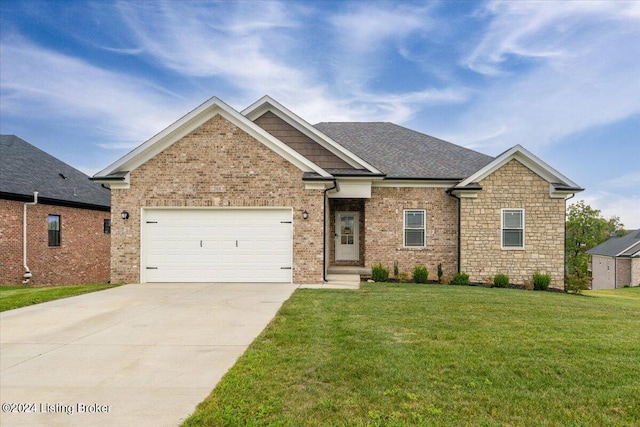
[314,122,494,179]
[0,135,110,208]
[587,230,640,257]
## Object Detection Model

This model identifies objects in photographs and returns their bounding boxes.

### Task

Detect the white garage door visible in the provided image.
[142,208,293,283]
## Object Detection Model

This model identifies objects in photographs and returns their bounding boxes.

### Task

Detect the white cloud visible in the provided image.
[442,1,640,153]
[113,0,464,125]
[572,192,640,230]
[329,3,432,54]
[0,36,189,149]
[602,172,640,190]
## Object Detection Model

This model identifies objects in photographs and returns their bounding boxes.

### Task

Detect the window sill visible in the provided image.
[398,246,427,251]
[501,246,525,251]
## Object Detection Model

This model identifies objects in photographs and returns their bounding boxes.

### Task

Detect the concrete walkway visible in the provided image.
[0,282,297,427]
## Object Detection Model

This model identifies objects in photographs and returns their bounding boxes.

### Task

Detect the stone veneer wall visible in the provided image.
[364,186,458,279]
[631,258,640,287]
[460,159,566,289]
[111,115,324,284]
[0,199,110,285]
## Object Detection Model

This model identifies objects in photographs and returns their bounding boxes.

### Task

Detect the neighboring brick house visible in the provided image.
[587,230,640,289]
[92,96,582,289]
[0,135,111,286]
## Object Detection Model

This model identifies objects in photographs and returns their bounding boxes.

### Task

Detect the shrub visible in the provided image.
[371,263,389,282]
[533,271,550,291]
[393,261,399,279]
[412,266,429,284]
[493,273,509,288]
[437,263,443,283]
[566,274,591,294]
[450,272,470,286]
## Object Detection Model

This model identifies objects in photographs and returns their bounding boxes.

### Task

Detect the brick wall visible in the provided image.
[0,199,110,286]
[364,186,458,279]
[111,114,324,284]
[460,160,566,289]
[615,258,632,288]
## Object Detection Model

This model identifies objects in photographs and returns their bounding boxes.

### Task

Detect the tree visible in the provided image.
[565,200,625,277]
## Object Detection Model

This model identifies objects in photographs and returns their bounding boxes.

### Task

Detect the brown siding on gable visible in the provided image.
[110,114,325,284]
[254,111,351,169]
[460,159,566,289]
[0,199,111,286]
[363,187,459,280]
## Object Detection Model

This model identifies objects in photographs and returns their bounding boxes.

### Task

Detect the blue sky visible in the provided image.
[1,0,638,228]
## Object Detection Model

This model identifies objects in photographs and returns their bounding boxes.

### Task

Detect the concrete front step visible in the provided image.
[327,266,372,275]
[298,273,361,289]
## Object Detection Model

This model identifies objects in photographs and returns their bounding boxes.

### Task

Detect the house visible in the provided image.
[0,135,111,285]
[92,96,583,289]
[587,230,640,289]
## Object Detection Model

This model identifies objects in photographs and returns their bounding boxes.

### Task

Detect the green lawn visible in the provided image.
[184,284,640,427]
[0,284,119,312]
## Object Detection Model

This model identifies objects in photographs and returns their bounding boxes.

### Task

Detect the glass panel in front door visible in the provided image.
[341,215,355,245]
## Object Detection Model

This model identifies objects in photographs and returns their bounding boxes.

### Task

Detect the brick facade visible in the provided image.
[111,115,325,284]
[460,160,566,289]
[0,199,110,286]
[363,186,459,280]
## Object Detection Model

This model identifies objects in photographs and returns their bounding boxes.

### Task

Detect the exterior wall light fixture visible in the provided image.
[302,210,309,220]
[121,210,130,220]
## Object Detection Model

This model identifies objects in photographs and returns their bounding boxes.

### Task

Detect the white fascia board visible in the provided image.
[304,181,335,190]
[457,145,581,189]
[94,96,331,179]
[242,96,382,174]
[617,241,640,257]
[373,179,459,188]
[91,173,131,189]
[549,185,581,199]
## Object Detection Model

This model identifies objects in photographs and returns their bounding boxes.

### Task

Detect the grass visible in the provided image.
[184,284,640,427]
[0,283,119,312]
[585,287,640,302]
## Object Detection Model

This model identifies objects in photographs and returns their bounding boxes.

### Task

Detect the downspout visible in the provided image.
[446,189,461,274]
[323,179,338,282]
[23,191,38,284]
[564,193,575,290]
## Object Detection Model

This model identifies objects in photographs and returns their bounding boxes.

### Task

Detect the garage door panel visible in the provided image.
[143,209,293,283]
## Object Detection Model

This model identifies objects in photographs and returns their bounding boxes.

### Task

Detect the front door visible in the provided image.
[335,211,359,261]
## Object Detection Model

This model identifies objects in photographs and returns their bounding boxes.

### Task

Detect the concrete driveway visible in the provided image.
[0,282,297,426]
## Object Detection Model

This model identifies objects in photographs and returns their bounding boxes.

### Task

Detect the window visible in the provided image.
[404,210,425,247]
[502,209,524,249]
[48,215,61,247]
[104,219,111,234]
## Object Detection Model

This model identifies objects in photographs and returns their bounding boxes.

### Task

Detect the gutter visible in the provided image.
[445,188,461,274]
[23,191,38,284]
[323,179,338,282]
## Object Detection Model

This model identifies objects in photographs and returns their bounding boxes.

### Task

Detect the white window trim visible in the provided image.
[403,209,426,248]
[501,208,525,250]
